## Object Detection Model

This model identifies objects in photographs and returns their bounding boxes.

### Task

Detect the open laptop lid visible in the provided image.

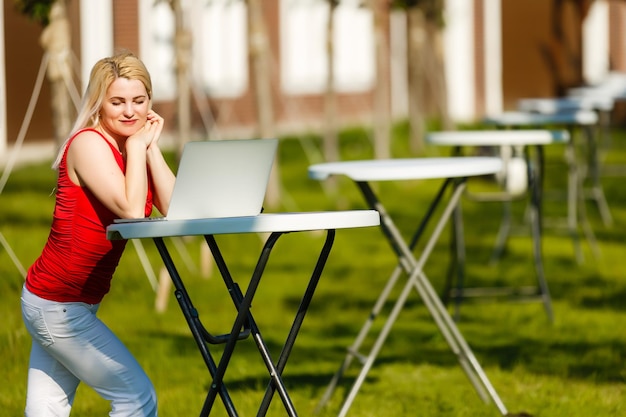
[165,138,278,220]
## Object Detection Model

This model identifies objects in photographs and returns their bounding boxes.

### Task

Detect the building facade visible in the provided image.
[1,0,626,153]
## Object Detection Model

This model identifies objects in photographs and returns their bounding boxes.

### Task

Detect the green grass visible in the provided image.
[1,124,625,416]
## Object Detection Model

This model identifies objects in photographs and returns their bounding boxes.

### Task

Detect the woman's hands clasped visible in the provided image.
[127,110,164,151]
[145,110,164,149]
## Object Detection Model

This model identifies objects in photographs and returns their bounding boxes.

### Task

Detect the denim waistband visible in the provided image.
[21,284,99,311]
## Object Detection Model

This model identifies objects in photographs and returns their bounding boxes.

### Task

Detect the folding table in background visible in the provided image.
[427,129,570,322]
[568,76,626,177]
[517,97,613,228]
[309,156,509,417]
[483,109,601,263]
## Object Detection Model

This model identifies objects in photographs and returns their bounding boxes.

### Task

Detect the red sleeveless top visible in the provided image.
[26,129,154,304]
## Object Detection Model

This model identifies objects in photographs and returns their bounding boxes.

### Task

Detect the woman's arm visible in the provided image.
[146,143,175,216]
[144,110,175,215]
[68,111,173,218]
[66,130,147,218]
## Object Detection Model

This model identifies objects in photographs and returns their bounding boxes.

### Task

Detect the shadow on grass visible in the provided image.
[143,282,626,395]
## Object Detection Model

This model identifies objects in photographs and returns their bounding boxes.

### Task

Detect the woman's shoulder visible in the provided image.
[66,129,121,164]
[71,128,106,142]
[68,129,111,150]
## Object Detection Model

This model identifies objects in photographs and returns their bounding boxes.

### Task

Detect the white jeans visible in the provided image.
[21,286,157,417]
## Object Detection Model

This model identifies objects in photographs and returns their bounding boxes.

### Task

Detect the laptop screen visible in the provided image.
[165,138,278,220]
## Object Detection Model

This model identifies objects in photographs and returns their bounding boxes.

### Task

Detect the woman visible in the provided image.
[21,51,175,416]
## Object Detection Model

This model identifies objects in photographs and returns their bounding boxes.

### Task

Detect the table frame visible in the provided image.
[312,173,508,416]
[483,111,601,263]
[156,231,335,416]
[517,100,613,229]
[108,211,379,417]
[426,130,562,322]
[568,86,626,179]
[458,145,552,319]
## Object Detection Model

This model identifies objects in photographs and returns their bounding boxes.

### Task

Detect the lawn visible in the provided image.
[1,123,625,416]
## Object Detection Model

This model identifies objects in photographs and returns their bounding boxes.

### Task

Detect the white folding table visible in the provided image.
[107,211,380,417]
[567,86,626,177]
[427,129,570,322]
[308,157,508,416]
[518,96,614,115]
[516,99,613,228]
[483,110,602,262]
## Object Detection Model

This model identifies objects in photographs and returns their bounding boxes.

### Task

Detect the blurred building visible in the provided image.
[1,0,626,153]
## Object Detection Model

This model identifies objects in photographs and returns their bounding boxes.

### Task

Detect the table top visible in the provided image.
[518,96,614,112]
[568,72,626,100]
[568,86,626,101]
[107,210,380,240]
[483,110,598,127]
[308,157,502,181]
[427,129,570,146]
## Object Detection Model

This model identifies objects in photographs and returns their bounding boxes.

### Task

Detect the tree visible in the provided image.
[246,0,281,207]
[392,0,450,153]
[548,0,594,95]
[323,0,340,165]
[404,1,427,153]
[13,0,53,25]
[15,0,76,147]
[166,0,193,159]
[370,0,392,159]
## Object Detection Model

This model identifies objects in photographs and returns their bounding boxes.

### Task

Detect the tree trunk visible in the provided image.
[372,0,391,160]
[323,0,339,164]
[406,6,426,154]
[426,17,452,130]
[415,0,452,131]
[171,0,192,159]
[319,1,340,196]
[40,0,74,147]
[247,0,280,208]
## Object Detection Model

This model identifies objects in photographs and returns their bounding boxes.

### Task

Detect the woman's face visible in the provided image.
[99,77,150,140]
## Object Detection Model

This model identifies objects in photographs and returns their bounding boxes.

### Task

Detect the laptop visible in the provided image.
[115,138,278,222]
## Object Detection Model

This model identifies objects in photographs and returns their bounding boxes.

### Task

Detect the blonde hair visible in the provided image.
[51,51,153,169]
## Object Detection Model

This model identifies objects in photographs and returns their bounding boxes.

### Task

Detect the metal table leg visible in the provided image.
[316,179,453,412]
[527,146,554,321]
[449,145,554,322]
[153,237,238,416]
[155,229,337,417]
[319,179,508,416]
